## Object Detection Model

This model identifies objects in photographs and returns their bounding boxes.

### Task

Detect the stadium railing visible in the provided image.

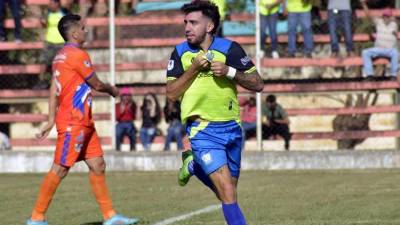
[4,80,400,147]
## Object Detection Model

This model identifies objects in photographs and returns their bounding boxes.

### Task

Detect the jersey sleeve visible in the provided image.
[166,48,184,81]
[225,41,256,73]
[75,50,95,80]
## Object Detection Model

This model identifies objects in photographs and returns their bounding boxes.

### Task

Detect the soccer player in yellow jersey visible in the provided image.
[166,1,263,224]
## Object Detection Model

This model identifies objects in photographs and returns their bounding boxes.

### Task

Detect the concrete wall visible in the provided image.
[2,150,400,173]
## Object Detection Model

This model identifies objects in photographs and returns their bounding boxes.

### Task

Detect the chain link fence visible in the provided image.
[0,0,398,151]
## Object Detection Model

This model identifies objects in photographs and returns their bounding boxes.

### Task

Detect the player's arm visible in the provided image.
[232,70,264,92]
[211,41,264,92]
[75,51,119,97]
[86,73,119,97]
[36,78,58,140]
[166,49,209,101]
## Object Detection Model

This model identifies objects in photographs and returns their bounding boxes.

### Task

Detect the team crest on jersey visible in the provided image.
[201,153,212,165]
[240,56,251,65]
[84,60,91,68]
[168,60,174,71]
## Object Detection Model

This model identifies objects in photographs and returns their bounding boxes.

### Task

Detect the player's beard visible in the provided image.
[187,32,207,46]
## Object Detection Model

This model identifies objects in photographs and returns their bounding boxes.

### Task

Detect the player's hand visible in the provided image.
[210,62,229,77]
[36,122,54,140]
[111,86,119,98]
[192,53,210,71]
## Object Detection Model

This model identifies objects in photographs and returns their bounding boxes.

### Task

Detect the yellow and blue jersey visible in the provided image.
[166,37,256,124]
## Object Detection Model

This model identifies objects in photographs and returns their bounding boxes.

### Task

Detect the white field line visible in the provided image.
[151,204,221,225]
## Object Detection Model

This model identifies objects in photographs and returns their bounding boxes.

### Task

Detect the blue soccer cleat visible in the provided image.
[103,214,139,225]
[26,219,49,225]
[178,149,194,186]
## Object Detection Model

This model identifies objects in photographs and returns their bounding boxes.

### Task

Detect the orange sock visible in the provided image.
[31,171,61,221]
[89,172,116,220]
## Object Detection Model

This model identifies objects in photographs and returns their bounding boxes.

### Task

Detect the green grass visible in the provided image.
[2,170,400,225]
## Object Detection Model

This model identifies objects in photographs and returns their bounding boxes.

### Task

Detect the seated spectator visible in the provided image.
[140,93,161,151]
[0,131,11,150]
[0,0,22,42]
[240,96,257,139]
[34,0,67,90]
[327,0,355,57]
[284,0,313,58]
[163,99,184,151]
[262,94,291,150]
[259,0,282,58]
[116,88,137,151]
[361,1,398,80]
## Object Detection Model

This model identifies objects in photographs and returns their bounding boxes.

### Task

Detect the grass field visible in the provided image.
[2,169,400,225]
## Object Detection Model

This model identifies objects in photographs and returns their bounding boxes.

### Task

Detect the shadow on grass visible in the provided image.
[79,222,102,225]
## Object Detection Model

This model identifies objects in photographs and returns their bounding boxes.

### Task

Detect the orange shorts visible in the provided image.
[54,125,103,167]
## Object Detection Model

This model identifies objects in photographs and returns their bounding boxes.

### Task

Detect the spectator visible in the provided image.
[361,1,398,80]
[0,0,22,42]
[259,0,282,58]
[60,0,74,14]
[0,131,11,150]
[116,88,137,151]
[140,93,161,151]
[284,0,313,58]
[210,0,227,37]
[262,95,291,150]
[163,99,184,151]
[130,0,139,15]
[240,96,257,139]
[327,0,355,57]
[34,0,67,90]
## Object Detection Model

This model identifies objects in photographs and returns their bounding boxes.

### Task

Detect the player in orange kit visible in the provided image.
[26,14,139,225]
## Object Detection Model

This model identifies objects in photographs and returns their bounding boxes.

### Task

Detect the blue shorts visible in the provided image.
[186,120,244,178]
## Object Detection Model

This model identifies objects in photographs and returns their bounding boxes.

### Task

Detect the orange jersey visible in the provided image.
[53,43,95,127]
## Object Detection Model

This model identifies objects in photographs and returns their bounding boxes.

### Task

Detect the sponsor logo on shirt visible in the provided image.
[168,60,174,71]
[240,56,251,66]
[84,60,91,68]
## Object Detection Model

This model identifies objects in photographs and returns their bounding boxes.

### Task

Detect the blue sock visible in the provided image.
[188,160,214,191]
[222,202,247,225]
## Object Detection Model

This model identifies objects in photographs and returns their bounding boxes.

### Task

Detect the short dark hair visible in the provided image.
[50,0,60,4]
[58,14,81,41]
[266,94,276,103]
[181,0,220,34]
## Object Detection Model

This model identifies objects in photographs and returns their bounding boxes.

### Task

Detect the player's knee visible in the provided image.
[90,160,106,175]
[51,164,69,179]
[218,181,236,203]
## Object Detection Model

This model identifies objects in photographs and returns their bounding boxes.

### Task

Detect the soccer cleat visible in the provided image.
[178,149,194,186]
[103,214,139,225]
[26,219,49,225]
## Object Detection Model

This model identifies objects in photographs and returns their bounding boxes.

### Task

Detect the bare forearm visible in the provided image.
[166,67,199,101]
[234,71,264,92]
[48,79,58,124]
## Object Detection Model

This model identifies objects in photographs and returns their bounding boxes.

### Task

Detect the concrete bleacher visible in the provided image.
[2,5,400,150]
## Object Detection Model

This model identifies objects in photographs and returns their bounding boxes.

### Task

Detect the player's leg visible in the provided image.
[84,129,139,225]
[27,125,81,225]
[212,121,246,225]
[209,166,246,225]
[27,164,69,225]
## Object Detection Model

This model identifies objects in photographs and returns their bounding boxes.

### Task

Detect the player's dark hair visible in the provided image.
[58,14,81,41]
[50,0,60,4]
[266,95,276,103]
[181,0,220,34]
